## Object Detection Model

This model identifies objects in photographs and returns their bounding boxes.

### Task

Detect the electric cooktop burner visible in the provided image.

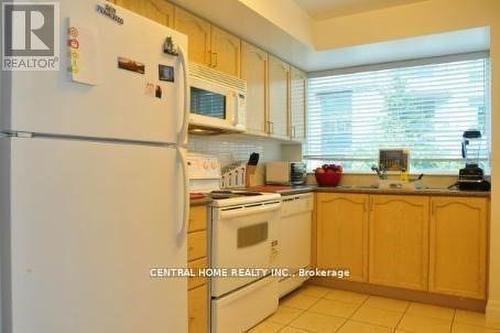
[208,190,264,200]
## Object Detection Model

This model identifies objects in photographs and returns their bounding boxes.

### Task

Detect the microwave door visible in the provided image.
[189,78,244,133]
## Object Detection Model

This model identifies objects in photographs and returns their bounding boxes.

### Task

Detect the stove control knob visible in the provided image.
[203,161,209,169]
[211,161,217,169]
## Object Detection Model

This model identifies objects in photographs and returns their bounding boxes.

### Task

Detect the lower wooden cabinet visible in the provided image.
[314,193,488,300]
[368,195,430,291]
[316,193,368,282]
[429,197,488,299]
[188,205,208,333]
[188,284,208,333]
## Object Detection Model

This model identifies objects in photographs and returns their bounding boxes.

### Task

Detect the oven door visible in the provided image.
[210,200,281,297]
[189,77,241,132]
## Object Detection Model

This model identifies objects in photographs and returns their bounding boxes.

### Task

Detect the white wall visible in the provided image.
[188,134,283,166]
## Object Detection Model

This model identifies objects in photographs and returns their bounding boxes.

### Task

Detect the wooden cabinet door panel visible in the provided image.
[290,67,306,141]
[429,197,488,299]
[241,42,267,135]
[113,0,174,27]
[369,195,429,290]
[174,7,211,65]
[268,55,289,138]
[188,284,208,333]
[188,231,207,261]
[316,193,369,282]
[211,26,241,77]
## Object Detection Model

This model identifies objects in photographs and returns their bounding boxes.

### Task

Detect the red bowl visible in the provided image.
[315,172,342,187]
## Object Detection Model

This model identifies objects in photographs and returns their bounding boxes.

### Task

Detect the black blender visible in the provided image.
[458,129,490,191]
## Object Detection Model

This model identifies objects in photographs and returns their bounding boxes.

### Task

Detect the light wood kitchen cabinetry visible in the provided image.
[314,192,490,306]
[241,42,268,136]
[174,7,212,66]
[429,197,488,299]
[188,205,208,333]
[210,26,241,77]
[316,193,369,282]
[369,195,429,291]
[188,284,208,333]
[290,66,307,141]
[174,8,240,76]
[268,55,290,138]
[111,0,174,27]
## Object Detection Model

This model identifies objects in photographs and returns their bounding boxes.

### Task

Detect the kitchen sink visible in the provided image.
[336,185,379,189]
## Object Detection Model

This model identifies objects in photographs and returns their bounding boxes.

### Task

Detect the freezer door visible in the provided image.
[7,137,187,333]
[3,0,188,144]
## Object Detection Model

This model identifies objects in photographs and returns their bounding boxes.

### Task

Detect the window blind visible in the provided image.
[305,54,491,173]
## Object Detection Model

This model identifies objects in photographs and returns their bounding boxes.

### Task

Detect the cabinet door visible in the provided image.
[316,193,369,282]
[241,42,268,135]
[211,26,241,77]
[290,67,306,141]
[113,0,174,27]
[268,55,290,138]
[174,7,211,66]
[429,197,488,299]
[188,284,208,333]
[369,195,429,290]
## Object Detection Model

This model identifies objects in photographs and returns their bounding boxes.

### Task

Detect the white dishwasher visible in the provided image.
[278,192,314,297]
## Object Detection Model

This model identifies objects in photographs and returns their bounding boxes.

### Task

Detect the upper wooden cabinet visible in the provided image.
[290,67,307,141]
[174,8,240,77]
[211,26,241,77]
[174,7,211,66]
[369,195,430,291]
[429,197,488,299]
[268,55,290,138]
[241,42,268,136]
[111,0,174,27]
[316,193,369,282]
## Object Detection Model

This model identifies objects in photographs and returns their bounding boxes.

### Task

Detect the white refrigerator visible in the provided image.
[0,1,190,332]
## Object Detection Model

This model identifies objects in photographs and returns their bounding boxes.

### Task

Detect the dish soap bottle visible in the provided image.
[400,168,410,182]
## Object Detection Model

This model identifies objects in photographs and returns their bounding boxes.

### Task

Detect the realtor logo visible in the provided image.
[2,2,59,71]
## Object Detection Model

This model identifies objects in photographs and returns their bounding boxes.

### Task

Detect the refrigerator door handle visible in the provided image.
[177,147,189,241]
[177,45,190,148]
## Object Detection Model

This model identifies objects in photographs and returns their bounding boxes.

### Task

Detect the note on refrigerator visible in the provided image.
[68,19,100,85]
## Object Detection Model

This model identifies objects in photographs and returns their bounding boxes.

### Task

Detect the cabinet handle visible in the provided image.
[207,51,213,67]
[269,121,274,134]
[213,52,218,67]
[291,126,296,138]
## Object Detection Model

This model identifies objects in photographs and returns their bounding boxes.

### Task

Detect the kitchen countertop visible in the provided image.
[247,184,490,198]
[315,186,491,198]
[246,185,316,196]
[189,196,212,206]
[193,185,490,204]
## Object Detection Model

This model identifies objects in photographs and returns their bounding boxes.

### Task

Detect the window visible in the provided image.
[305,54,491,174]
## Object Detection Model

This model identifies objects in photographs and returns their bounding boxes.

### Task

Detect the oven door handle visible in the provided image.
[219,202,282,219]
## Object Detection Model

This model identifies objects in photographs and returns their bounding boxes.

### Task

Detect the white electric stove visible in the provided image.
[188,153,282,333]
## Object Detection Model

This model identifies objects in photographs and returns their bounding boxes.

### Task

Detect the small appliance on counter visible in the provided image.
[458,130,491,191]
[266,161,307,185]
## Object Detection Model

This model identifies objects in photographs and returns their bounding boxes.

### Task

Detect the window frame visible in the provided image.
[305,51,492,175]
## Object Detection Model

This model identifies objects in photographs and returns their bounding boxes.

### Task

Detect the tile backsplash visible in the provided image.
[188,134,284,166]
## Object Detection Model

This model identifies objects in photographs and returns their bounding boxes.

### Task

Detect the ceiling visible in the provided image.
[294,0,429,20]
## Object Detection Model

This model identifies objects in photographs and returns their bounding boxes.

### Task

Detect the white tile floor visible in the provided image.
[247,285,500,333]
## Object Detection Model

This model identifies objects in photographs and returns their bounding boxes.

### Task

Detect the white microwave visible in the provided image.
[189,63,247,133]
